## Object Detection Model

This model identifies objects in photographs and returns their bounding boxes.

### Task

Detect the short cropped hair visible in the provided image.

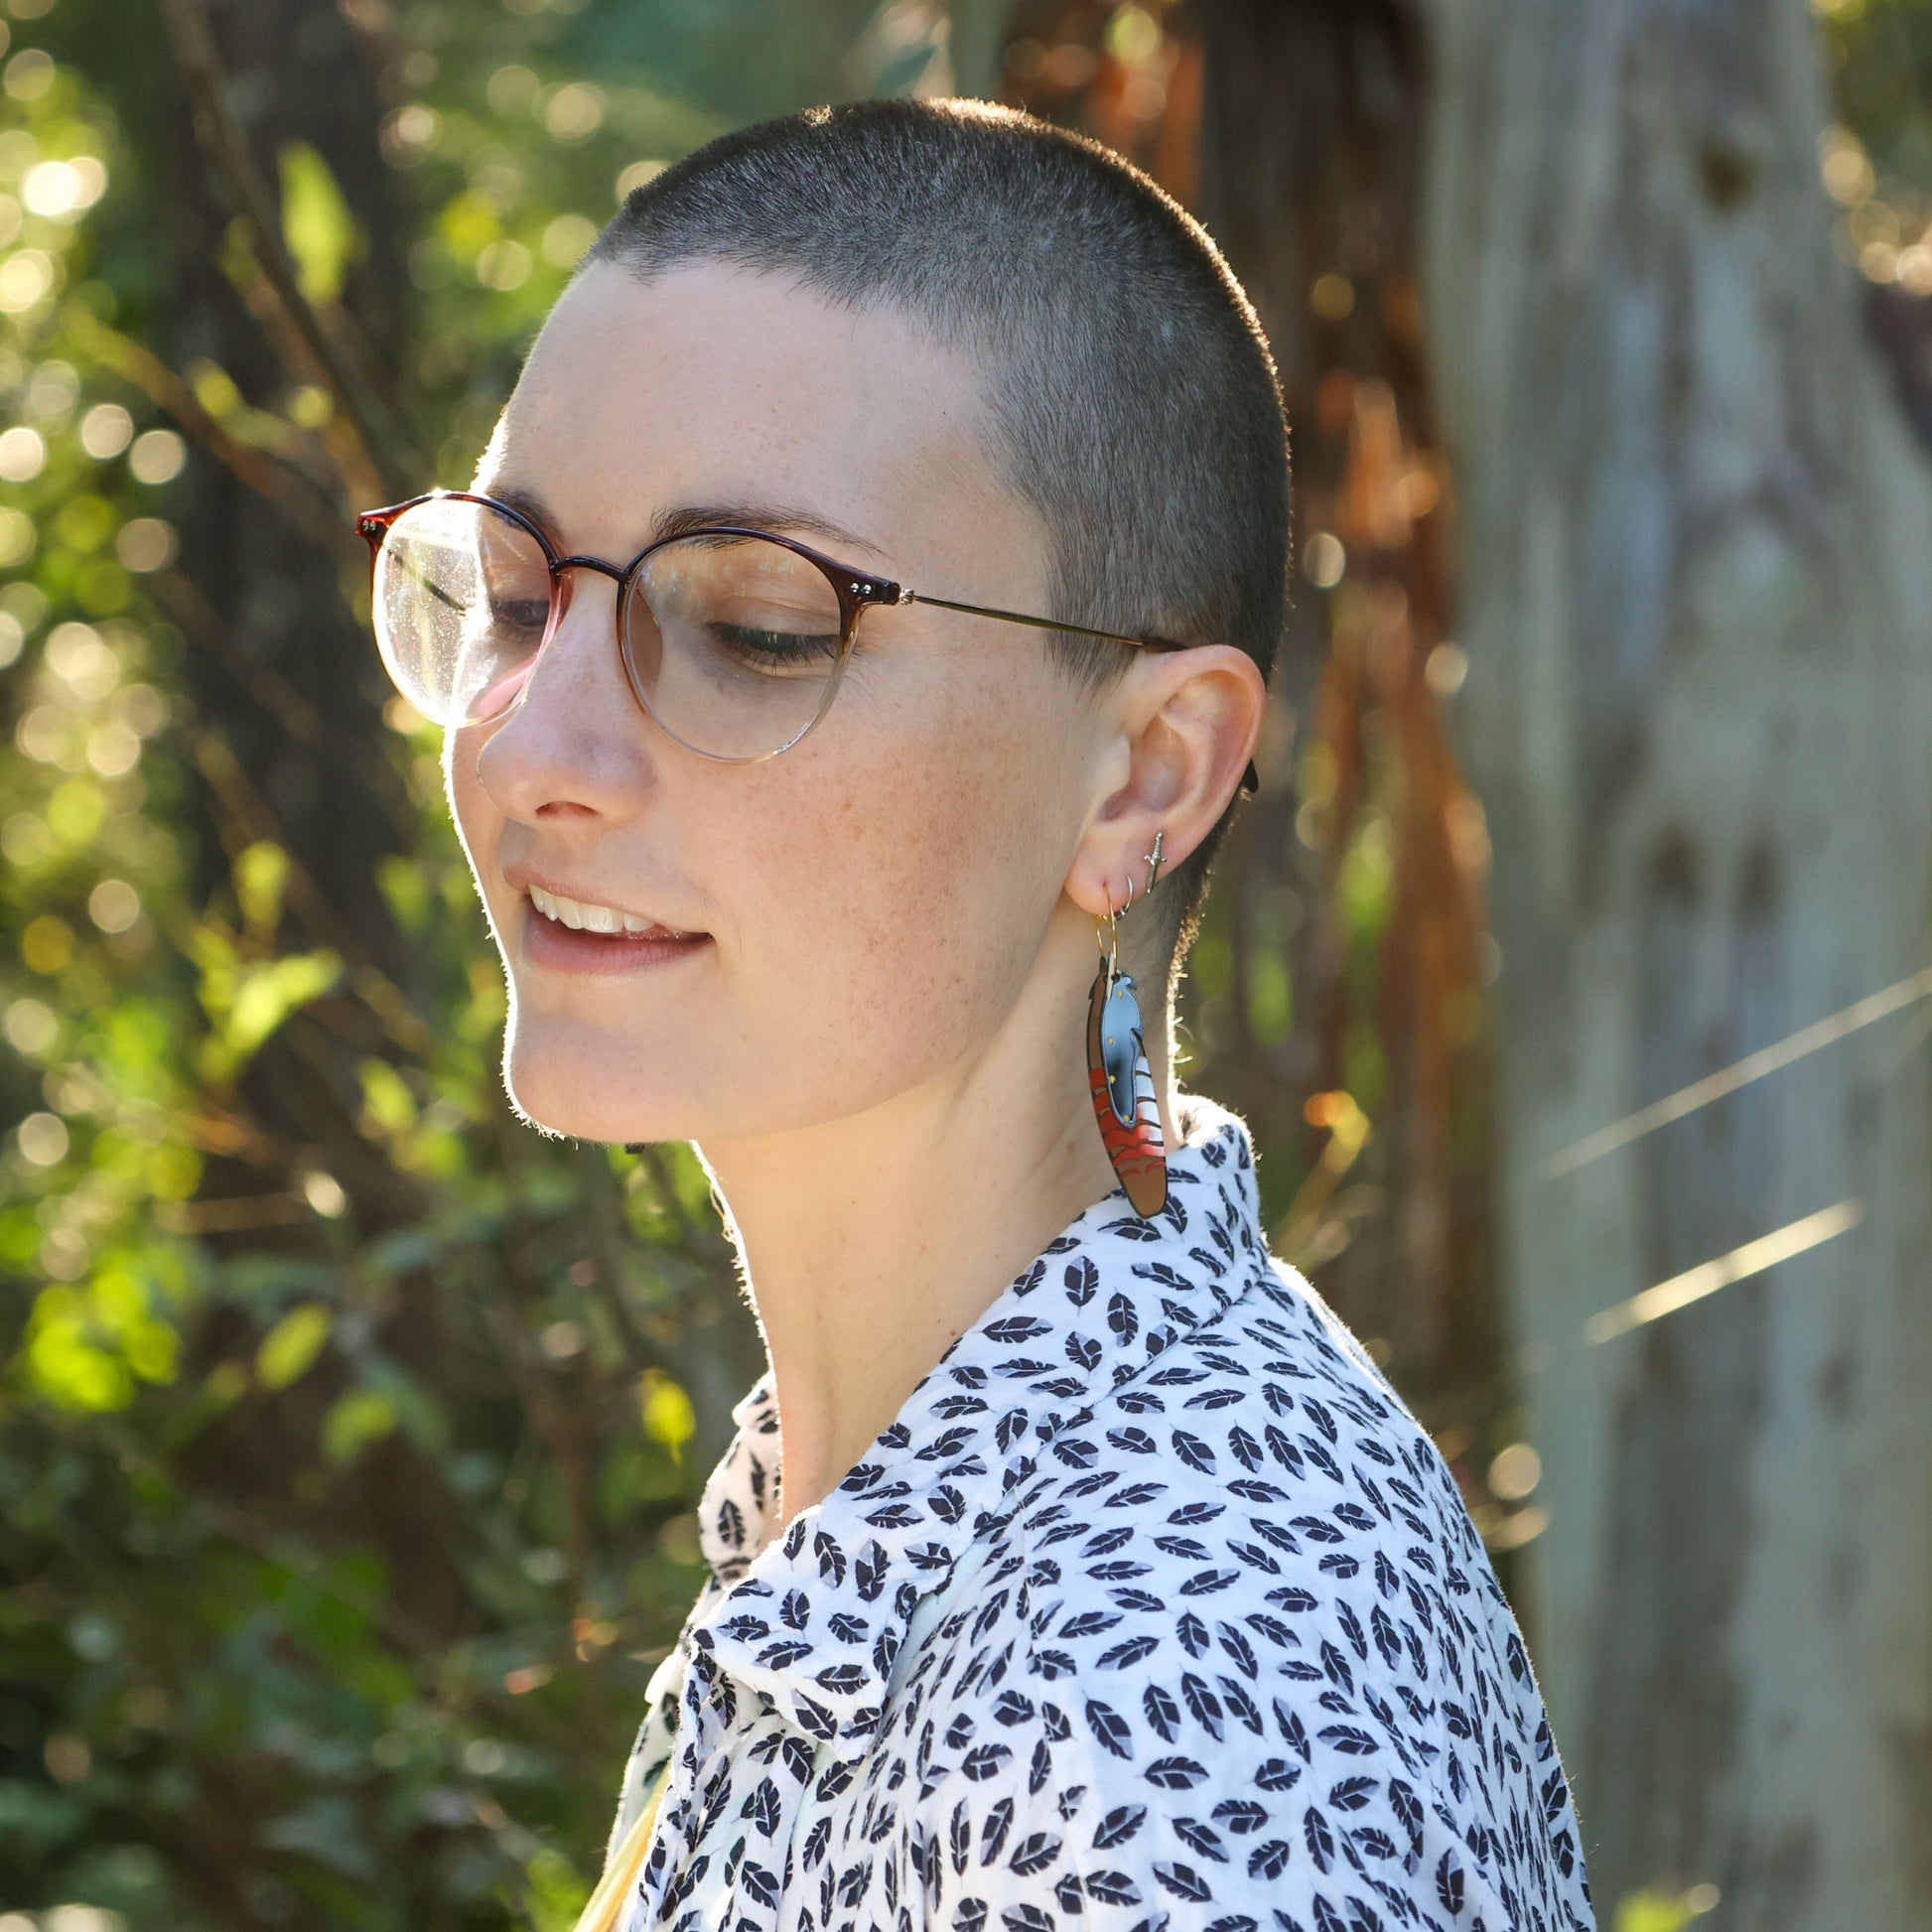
[587,98,1289,985]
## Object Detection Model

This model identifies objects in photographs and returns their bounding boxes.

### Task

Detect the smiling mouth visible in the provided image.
[527,884,699,939]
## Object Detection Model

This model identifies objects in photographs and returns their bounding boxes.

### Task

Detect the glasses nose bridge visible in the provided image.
[552,551,629,587]
[537,551,629,671]
[545,551,630,638]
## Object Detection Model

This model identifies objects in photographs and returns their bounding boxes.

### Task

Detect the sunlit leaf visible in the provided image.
[255,1302,333,1390]
[322,1388,398,1465]
[1612,1891,1718,1932]
[278,141,360,304]
[219,949,343,1065]
[233,840,290,940]
[640,1369,696,1460]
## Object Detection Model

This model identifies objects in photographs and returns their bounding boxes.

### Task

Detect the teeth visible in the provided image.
[529,883,681,936]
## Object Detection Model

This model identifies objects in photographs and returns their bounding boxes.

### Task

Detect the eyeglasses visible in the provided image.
[357,489,1260,790]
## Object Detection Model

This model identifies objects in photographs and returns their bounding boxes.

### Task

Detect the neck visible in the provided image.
[696,920,1176,1531]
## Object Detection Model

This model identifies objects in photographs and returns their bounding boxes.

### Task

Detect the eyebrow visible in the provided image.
[486,483,887,562]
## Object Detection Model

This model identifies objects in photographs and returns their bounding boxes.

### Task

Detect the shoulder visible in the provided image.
[900,1263,1592,1930]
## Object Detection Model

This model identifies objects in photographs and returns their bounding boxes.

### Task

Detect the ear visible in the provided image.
[1066,643,1267,919]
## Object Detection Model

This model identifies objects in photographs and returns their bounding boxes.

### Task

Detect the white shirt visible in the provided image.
[609,1097,1594,1932]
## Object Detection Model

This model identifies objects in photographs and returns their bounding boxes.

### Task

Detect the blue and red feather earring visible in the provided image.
[1086,830,1168,1217]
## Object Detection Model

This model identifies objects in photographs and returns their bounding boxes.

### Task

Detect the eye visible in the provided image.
[707,619,842,669]
[491,596,552,638]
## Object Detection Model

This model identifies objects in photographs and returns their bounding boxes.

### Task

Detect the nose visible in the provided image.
[472,566,657,826]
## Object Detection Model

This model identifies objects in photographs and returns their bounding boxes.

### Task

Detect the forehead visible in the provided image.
[482,257,1036,578]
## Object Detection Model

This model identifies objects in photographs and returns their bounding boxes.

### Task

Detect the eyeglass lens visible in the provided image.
[370,497,852,760]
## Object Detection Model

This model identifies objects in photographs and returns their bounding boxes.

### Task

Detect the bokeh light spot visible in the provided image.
[4,996,57,1056]
[3,47,54,101]
[541,211,596,266]
[1488,1442,1542,1502]
[1304,531,1346,588]
[0,422,43,479]
[78,401,132,459]
[0,248,55,312]
[615,158,665,201]
[114,516,176,573]
[127,427,185,484]
[17,1110,69,1166]
[542,82,605,143]
[476,238,531,290]
[87,878,140,932]
[1311,271,1354,321]
[1425,641,1468,696]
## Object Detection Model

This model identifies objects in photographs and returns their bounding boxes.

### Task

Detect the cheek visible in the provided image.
[736,663,1075,1082]
[446,724,535,999]
[445,727,505,920]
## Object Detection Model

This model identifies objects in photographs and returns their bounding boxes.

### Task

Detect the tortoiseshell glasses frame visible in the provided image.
[357,488,1259,792]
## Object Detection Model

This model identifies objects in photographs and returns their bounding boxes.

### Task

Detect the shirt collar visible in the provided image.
[687,1095,1269,1758]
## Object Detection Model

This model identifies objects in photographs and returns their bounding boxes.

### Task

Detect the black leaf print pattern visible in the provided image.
[1083,1869,1143,1906]
[604,1100,1594,1932]
[981,1799,1014,1864]
[1085,1701,1135,1760]
[1009,1834,1061,1877]
[1248,1838,1294,1880]
[1143,1683,1181,1742]
[1173,1817,1227,1863]
[1306,1804,1336,1872]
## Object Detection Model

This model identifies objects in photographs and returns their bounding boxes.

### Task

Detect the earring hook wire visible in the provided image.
[1095,887,1120,978]
[1095,830,1168,980]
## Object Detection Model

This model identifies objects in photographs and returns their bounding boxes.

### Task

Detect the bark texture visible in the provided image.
[1423,0,1932,1921]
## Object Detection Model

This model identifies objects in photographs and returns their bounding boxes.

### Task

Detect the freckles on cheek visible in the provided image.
[725,657,1072,1100]
[763,759,944,960]
[813,729,1020,1031]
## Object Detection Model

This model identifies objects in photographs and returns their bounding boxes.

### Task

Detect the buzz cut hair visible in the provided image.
[586,96,1290,988]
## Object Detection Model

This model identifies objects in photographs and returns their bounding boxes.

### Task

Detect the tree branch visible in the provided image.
[154,0,420,493]
[69,305,354,560]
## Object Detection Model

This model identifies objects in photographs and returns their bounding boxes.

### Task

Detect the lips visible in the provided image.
[504,868,711,976]
[517,896,710,978]
[526,882,695,938]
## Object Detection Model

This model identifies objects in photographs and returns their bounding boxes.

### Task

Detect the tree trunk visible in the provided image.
[1424,0,1932,1922]
[1192,0,1505,1417]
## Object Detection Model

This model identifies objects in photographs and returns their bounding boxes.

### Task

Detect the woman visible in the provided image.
[360,98,1593,1932]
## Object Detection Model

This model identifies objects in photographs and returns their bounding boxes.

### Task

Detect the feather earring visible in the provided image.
[1085,833,1168,1217]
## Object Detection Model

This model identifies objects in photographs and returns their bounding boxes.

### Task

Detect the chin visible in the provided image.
[501,1022,697,1145]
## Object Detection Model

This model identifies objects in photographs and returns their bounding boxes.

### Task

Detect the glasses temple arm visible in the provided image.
[898,591,1260,798]
[899,588,1147,649]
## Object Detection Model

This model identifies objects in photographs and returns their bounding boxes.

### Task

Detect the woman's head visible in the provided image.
[441,99,1288,1147]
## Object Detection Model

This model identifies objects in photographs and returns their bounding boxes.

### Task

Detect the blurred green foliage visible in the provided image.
[0,0,942,1924]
